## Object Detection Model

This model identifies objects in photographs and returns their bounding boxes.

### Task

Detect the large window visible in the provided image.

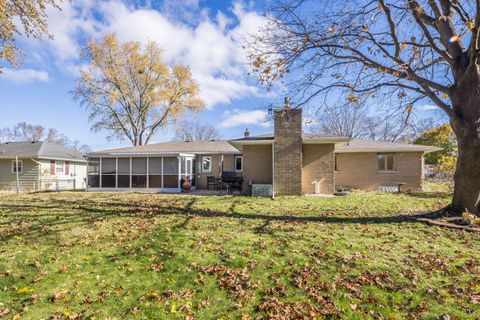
[132,158,147,188]
[235,156,243,172]
[11,160,23,174]
[378,153,396,172]
[87,158,100,187]
[101,158,116,188]
[117,158,130,188]
[202,156,212,172]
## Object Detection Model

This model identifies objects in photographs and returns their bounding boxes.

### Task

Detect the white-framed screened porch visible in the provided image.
[86,154,197,193]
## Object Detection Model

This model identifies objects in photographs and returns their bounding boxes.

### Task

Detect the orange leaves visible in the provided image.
[58,265,68,273]
[74,33,205,145]
[347,93,359,105]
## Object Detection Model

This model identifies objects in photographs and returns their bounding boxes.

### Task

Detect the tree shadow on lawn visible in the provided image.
[405,191,451,199]
[0,196,431,242]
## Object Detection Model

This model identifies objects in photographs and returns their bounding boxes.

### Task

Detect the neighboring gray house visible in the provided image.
[0,141,87,191]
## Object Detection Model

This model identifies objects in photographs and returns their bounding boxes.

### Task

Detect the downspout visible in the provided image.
[421,152,426,191]
[272,143,275,199]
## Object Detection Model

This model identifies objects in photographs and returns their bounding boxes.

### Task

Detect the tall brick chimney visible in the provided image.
[273,98,302,195]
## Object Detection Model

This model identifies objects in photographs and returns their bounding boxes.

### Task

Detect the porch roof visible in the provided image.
[89,140,240,156]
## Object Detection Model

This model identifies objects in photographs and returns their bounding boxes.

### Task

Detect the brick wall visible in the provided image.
[242,144,273,195]
[335,152,424,191]
[302,144,335,194]
[274,108,302,195]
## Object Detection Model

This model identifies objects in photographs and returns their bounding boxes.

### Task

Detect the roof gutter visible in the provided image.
[335,147,442,154]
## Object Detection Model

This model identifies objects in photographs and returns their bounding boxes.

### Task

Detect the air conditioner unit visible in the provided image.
[252,184,273,197]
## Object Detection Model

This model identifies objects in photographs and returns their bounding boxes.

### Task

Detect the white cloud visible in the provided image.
[24,0,269,107]
[422,104,438,111]
[219,109,271,128]
[0,68,49,84]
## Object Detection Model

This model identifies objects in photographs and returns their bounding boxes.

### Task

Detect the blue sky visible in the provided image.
[0,0,443,151]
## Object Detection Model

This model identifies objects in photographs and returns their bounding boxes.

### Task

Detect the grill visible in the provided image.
[220,171,243,194]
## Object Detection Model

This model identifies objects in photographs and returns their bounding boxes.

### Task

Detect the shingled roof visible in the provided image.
[89,140,240,156]
[0,141,86,161]
[335,139,442,153]
[230,133,350,142]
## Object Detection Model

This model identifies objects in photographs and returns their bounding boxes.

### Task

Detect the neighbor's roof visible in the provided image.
[89,140,241,156]
[0,141,86,161]
[335,139,442,153]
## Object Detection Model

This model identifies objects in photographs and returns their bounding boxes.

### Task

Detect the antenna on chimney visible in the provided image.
[267,104,273,116]
[284,97,291,108]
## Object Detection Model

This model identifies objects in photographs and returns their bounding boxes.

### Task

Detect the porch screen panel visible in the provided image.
[101,158,116,188]
[132,158,147,188]
[87,158,100,188]
[148,157,162,188]
[117,158,130,188]
[191,159,196,187]
[163,157,179,188]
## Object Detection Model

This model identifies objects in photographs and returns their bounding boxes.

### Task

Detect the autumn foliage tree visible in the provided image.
[73,34,205,146]
[415,124,457,164]
[0,0,61,69]
[248,0,480,214]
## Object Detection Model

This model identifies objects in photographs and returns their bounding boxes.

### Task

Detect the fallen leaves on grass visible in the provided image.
[257,296,339,319]
[198,264,257,300]
[0,309,11,317]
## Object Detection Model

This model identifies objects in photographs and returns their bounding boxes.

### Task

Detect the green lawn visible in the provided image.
[1,190,479,319]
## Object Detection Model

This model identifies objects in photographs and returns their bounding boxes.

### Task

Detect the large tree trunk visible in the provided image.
[450,77,480,215]
[451,134,480,214]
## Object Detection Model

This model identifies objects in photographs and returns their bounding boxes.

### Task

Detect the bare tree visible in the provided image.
[0,122,90,152]
[311,102,425,141]
[311,102,370,138]
[248,0,480,214]
[174,119,221,141]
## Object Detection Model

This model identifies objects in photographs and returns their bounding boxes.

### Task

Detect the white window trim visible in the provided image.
[235,155,243,172]
[55,161,64,174]
[11,160,23,174]
[378,153,397,173]
[202,156,212,173]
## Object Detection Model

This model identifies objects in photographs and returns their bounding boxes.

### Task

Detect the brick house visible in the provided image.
[87,105,440,195]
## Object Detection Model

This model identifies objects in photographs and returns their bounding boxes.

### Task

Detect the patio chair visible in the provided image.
[207,176,217,190]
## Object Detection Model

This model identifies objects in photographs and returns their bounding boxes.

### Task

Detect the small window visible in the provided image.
[378,153,396,171]
[235,156,243,172]
[12,160,23,174]
[202,156,212,172]
[334,154,338,171]
[56,161,64,174]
